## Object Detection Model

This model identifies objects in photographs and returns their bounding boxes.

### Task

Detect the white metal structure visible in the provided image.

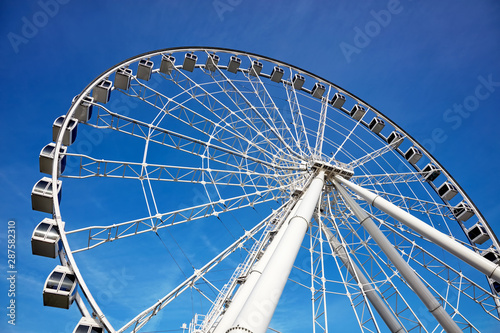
[32,47,500,333]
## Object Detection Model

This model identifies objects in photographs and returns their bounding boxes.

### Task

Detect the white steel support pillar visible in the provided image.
[213,202,301,333]
[320,222,405,333]
[333,180,461,333]
[226,171,325,333]
[334,175,500,283]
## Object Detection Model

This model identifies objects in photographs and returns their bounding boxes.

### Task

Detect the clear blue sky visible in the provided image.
[1,1,500,332]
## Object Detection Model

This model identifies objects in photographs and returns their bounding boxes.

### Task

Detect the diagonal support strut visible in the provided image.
[333,178,461,333]
[226,171,325,333]
[334,175,500,284]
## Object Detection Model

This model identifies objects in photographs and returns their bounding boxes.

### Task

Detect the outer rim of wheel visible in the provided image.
[50,46,499,332]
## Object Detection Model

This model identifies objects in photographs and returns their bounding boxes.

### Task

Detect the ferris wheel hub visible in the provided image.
[311,160,354,180]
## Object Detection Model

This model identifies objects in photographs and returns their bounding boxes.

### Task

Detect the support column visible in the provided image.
[334,175,500,283]
[227,171,325,333]
[333,180,460,333]
[213,202,301,333]
[320,222,405,333]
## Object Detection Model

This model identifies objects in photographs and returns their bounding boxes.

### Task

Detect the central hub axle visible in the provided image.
[311,160,354,180]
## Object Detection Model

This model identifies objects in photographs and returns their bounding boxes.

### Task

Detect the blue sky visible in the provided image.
[1,1,500,332]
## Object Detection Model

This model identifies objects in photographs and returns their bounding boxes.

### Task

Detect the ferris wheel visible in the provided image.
[31,47,500,333]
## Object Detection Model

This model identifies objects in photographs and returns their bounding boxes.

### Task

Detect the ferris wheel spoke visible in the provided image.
[164,59,267,139]
[122,76,281,165]
[171,65,289,162]
[298,109,378,168]
[240,61,304,156]
[87,104,293,172]
[331,105,371,160]
[60,153,291,190]
[283,75,313,156]
[325,193,426,331]
[347,137,404,170]
[308,219,329,333]
[316,219,386,332]
[313,87,331,159]
[211,66,302,160]
[66,185,287,253]
[351,172,426,186]
[301,117,359,164]
[325,258,382,333]
[116,217,270,333]
[362,234,479,332]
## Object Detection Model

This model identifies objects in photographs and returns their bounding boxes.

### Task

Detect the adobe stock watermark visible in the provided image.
[6,220,17,326]
[7,0,71,54]
[212,0,243,22]
[420,74,500,154]
[339,0,406,64]
[95,267,135,305]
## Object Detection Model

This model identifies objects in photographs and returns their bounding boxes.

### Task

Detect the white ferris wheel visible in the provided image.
[31,47,500,333]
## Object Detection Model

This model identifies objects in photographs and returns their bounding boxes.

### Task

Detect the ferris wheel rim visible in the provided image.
[43,46,499,332]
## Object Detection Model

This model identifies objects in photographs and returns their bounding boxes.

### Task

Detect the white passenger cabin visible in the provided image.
[183,52,197,72]
[405,147,423,165]
[330,92,346,109]
[311,82,325,99]
[205,53,220,72]
[467,222,490,245]
[368,117,385,134]
[482,246,500,265]
[73,317,104,333]
[114,67,133,90]
[292,73,305,90]
[39,143,67,176]
[249,60,263,76]
[350,104,366,121]
[422,163,440,182]
[72,95,94,122]
[387,131,403,148]
[43,265,77,309]
[437,182,458,201]
[270,66,284,82]
[92,80,112,104]
[160,55,175,75]
[452,201,474,222]
[227,56,241,73]
[31,177,62,214]
[137,59,153,81]
[53,115,78,146]
[31,218,62,258]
